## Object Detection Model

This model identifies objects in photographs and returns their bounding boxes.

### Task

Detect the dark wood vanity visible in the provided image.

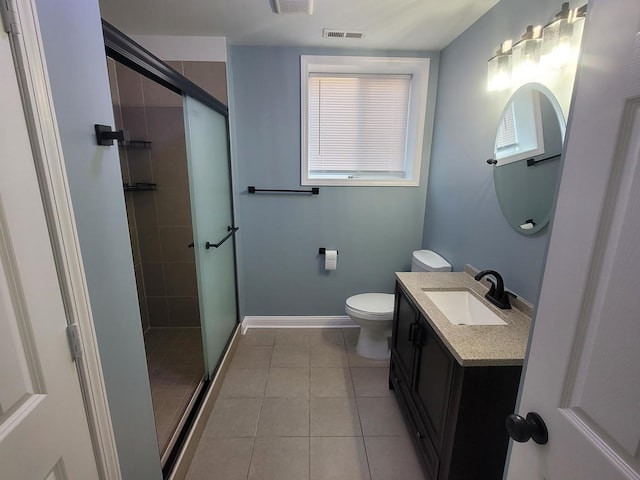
[390,279,524,480]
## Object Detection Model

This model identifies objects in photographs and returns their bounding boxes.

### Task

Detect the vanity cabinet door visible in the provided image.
[391,285,419,383]
[412,316,457,450]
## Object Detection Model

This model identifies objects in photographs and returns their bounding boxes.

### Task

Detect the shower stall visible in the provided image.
[104,23,238,468]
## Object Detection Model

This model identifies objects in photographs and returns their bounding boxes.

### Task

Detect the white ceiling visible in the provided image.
[99,0,500,51]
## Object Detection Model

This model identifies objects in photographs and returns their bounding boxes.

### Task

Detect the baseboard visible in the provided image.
[167,324,241,480]
[242,315,357,333]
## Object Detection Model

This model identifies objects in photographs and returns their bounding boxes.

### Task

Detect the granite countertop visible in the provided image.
[395,270,532,367]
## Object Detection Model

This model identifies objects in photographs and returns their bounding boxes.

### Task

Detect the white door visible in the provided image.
[506,0,640,478]
[0,23,100,480]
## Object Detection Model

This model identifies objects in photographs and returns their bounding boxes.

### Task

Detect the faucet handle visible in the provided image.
[485,278,497,297]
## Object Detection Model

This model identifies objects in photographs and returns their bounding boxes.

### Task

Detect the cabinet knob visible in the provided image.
[505,412,548,445]
[415,430,423,439]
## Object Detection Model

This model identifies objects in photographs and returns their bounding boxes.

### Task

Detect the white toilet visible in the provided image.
[345,250,451,359]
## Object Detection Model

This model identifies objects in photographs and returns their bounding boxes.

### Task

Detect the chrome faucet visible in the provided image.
[474,270,512,309]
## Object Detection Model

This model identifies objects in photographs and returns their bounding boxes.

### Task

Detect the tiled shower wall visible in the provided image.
[107,58,228,330]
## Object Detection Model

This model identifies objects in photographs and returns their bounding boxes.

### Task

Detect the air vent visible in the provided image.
[271,0,313,14]
[323,29,366,39]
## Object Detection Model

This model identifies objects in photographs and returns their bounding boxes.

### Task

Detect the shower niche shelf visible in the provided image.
[123,182,156,192]
[119,139,151,149]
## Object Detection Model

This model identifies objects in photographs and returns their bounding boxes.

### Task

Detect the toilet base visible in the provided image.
[356,326,391,360]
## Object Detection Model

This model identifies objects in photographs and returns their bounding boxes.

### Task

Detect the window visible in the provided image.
[494,90,545,166]
[301,56,430,186]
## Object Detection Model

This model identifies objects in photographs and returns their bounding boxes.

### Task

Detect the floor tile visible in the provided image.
[365,436,424,480]
[275,328,311,347]
[265,367,310,397]
[350,367,392,397]
[310,397,362,436]
[310,368,354,397]
[248,436,310,480]
[219,368,268,398]
[308,328,346,346]
[271,345,310,367]
[257,397,309,436]
[202,398,262,437]
[347,344,390,368]
[239,329,276,346]
[186,437,254,480]
[343,328,360,346]
[311,437,371,480]
[229,346,273,369]
[356,397,407,436]
[310,343,348,367]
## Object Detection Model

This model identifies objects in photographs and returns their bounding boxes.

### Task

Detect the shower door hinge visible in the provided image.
[0,0,20,34]
[66,323,83,360]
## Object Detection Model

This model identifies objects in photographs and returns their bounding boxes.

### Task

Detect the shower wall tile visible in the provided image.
[147,296,171,328]
[118,147,130,183]
[139,298,150,332]
[142,262,166,297]
[138,227,163,262]
[107,59,120,106]
[168,297,201,328]
[154,188,192,227]
[166,61,184,75]
[164,263,198,297]
[132,193,157,227]
[142,75,182,107]
[151,148,190,189]
[113,98,124,131]
[183,61,228,106]
[145,106,186,151]
[124,192,135,228]
[116,61,144,106]
[159,227,195,262]
[129,227,141,266]
[127,148,153,184]
[134,264,145,300]
[120,106,148,140]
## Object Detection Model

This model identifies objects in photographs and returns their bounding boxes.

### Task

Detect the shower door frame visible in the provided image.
[103,20,241,473]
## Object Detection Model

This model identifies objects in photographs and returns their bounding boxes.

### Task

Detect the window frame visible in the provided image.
[300,55,430,187]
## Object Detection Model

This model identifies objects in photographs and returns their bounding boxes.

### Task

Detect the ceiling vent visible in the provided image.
[271,0,313,15]
[322,29,366,39]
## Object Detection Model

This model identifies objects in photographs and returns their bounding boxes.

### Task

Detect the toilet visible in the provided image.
[345,250,451,359]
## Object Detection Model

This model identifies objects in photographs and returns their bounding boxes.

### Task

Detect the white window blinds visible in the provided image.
[495,102,518,151]
[307,73,411,176]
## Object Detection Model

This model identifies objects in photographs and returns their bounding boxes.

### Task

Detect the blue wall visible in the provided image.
[228,47,439,317]
[35,0,162,477]
[424,0,576,304]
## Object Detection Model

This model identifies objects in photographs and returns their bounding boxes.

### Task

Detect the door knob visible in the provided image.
[505,412,548,445]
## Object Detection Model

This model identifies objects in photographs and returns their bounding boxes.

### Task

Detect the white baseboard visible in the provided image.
[241,315,358,333]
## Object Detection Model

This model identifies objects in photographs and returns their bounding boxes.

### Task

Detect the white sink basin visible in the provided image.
[424,290,507,326]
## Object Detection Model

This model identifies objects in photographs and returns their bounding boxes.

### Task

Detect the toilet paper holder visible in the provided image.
[318,248,339,255]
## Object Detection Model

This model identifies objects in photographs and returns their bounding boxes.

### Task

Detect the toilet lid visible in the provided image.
[345,293,395,319]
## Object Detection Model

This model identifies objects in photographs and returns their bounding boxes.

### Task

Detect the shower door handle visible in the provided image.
[205,226,239,250]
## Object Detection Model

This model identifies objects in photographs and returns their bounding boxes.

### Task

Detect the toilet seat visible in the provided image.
[345,293,395,321]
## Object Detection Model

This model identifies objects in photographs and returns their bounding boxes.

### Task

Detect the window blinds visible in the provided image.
[307,73,411,176]
[496,102,518,151]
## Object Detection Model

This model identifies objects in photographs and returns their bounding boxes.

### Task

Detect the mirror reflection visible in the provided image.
[493,84,565,235]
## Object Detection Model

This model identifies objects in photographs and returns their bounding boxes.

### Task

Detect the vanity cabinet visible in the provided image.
[390,282,522,480]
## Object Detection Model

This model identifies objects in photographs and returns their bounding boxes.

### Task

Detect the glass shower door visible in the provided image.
[183,95,238,378]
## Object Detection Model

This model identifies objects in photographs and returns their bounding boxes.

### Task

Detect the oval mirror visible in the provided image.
[492,84,566,235]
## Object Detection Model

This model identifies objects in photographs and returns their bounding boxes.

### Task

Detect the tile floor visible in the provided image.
[144,327,205,454]
[185,328,424,480]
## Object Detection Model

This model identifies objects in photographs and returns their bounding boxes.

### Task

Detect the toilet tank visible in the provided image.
[411,250,452,272]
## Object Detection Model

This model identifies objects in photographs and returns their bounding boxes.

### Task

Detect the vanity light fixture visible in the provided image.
[540,2,587,70]
[487,39,513,92]
[512,25,543,85]
[487,2,587,92]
